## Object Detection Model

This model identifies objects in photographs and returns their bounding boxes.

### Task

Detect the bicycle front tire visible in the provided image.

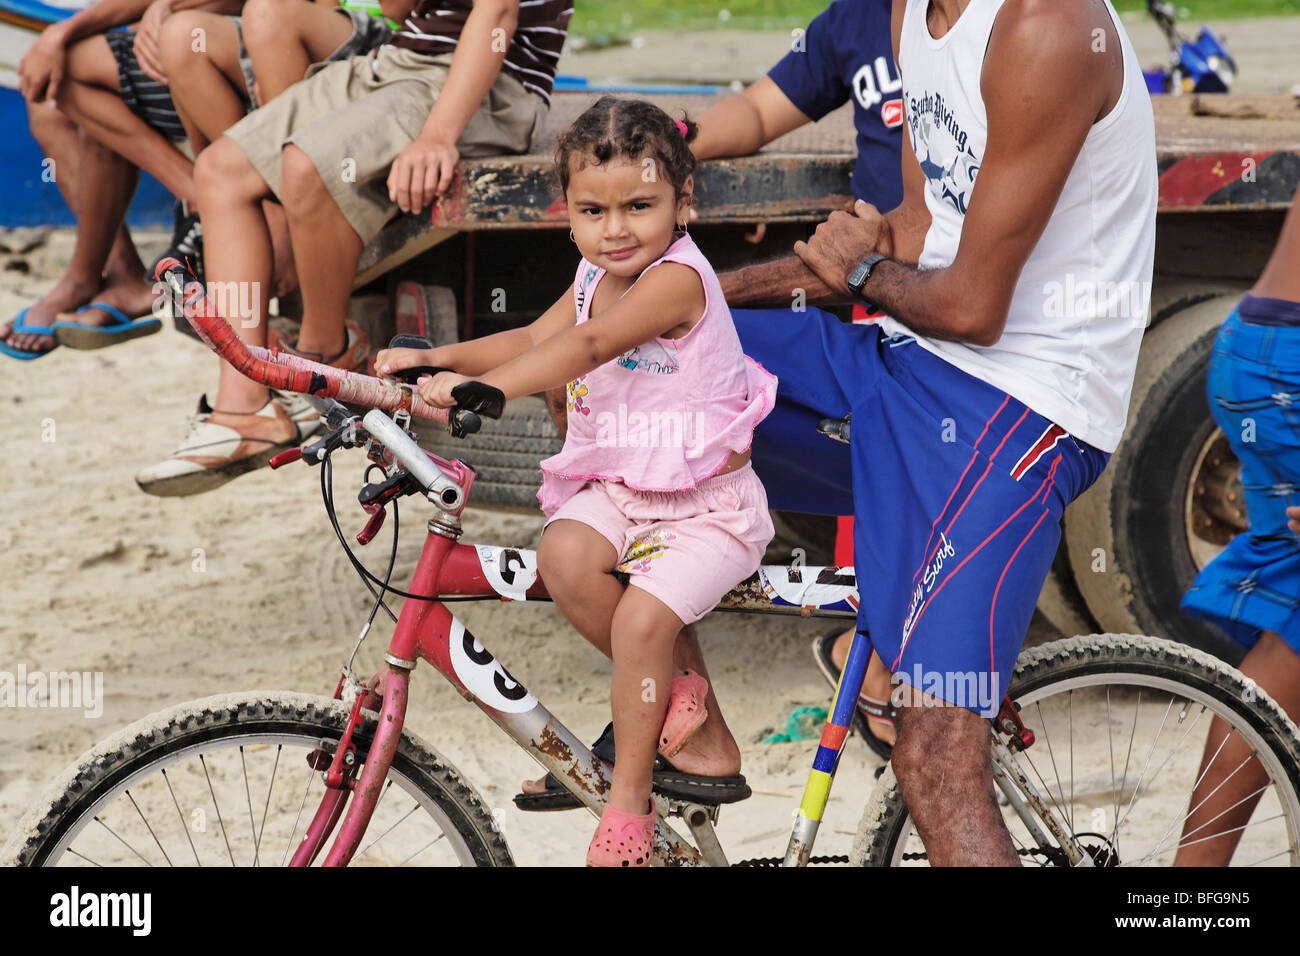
[4,691,514,867]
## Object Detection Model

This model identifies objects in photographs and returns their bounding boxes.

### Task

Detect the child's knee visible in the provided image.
[196,139,256,201]
[538,523,609,593]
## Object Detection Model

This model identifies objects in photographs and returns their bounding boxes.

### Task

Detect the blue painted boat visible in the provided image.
[1,0,174,227]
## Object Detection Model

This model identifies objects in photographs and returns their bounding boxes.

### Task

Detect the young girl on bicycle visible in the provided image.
[375,96,776,866]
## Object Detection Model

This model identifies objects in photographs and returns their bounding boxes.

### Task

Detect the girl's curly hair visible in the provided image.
[555,95,699,205]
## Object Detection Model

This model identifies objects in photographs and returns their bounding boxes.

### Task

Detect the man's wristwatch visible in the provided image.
[847,254,888,309]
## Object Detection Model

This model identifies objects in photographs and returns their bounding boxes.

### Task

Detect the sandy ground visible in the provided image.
[3,14,1298,867]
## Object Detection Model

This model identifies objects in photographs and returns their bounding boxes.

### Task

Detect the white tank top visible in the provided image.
[879,0,1157,452]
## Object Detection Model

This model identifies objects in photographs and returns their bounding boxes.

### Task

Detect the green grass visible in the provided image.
[568,0,1298,39]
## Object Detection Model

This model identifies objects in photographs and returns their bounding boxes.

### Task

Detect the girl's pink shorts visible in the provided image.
[544,464,775,625]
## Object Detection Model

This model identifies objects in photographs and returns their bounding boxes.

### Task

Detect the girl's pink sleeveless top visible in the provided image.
[538,234,777,516]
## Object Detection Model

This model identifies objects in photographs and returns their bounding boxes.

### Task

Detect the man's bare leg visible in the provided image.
[159,12,249,159]
[56,34,196,205]
[1174,631,1300,865]
[891,688,1020,866]
[241,0,353,102]
[2,101,148,353]
[278,145,361,358]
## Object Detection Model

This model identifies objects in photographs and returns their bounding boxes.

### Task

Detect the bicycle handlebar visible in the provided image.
[154,259,463,426]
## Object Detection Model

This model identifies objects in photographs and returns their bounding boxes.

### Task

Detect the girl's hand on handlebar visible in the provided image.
[376,346,439,376]
[418,371,471,408]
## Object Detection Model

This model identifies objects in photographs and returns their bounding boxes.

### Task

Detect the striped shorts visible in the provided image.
[104,28,191,143]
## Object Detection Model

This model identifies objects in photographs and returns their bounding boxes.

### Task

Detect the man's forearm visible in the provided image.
[720,255,848,309]
[419,3,516,143]
[861,259,998,346]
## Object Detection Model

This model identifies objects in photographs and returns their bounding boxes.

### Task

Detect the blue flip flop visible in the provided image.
[0,307,57,361]
[52,302,162,350]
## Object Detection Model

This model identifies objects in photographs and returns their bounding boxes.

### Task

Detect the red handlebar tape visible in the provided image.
[155,258,449,422]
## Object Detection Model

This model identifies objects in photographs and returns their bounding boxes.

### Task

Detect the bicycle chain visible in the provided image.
[733,854,850,867]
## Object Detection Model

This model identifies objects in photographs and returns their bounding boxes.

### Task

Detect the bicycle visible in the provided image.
[7,261,1300,867]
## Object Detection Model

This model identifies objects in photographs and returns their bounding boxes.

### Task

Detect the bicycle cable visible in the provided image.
[320,445,489,606]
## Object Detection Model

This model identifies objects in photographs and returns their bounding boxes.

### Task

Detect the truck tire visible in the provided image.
[1065,290,1247,664]
[1035,538,1100,638]
[411,396,562,511]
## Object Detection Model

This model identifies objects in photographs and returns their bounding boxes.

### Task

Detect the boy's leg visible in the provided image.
[241,0,355,102]
[158,13,249,156]
[278,145,362,358]
[56,34,195,205]
[193,138,276,413]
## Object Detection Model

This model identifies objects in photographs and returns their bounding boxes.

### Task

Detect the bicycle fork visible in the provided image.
[783,627,873,866]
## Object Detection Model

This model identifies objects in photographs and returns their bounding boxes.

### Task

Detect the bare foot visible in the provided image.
[1,273,101,356]
[51,274,158,329]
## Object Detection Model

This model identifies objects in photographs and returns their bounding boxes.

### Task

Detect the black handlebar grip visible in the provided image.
[450,381,505,420]
[449,409,482,438]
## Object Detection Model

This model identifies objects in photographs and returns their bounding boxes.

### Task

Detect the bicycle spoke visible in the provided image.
[163,768,202,867]
[240,747,259,867]
[199,754,238,867]
[254,746,283,867]
[1106,687,1120,857]
[281,759,319,868]
[1024,700,1076,827]
[1115,699,1210,837]
[65,848,104,867]
[1148,739,1251,855]
[1068,689,1075,833]
[1115,694,1176,836]
[397,831,447,867]
[126,790,174,867]
[92,816,153,867]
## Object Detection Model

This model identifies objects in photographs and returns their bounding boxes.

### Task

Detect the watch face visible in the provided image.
[849,262,871,288]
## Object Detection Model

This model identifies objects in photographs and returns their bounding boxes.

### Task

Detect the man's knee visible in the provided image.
[196,137,262,203]
[279,144,330,208]
[242,0,298,46]
[891,702,990,796]
[27,98,74,144]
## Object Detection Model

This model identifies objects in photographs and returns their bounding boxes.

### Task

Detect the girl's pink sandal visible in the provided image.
[658,669,709,759]
[586,803,655,867]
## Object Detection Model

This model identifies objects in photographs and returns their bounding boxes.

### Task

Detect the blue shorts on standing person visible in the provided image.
[734,307,1110,716]
[1182,295,1300,654]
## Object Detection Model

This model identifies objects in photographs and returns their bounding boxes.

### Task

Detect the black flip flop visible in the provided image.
[513,722,751,812]
[810,626,894,762]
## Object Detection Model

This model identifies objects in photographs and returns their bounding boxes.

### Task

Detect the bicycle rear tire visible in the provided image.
[851,634,1300,867]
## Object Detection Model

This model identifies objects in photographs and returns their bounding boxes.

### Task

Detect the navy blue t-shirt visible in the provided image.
[767,0,904,210]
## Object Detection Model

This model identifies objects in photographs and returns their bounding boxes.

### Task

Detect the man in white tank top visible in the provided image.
[767,0,1159,865]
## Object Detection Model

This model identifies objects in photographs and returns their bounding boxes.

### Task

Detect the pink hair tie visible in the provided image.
[674,120,688,137]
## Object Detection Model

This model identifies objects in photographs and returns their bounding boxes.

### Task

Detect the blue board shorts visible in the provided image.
[734,307,1109,716]
[1181,304,1300,654]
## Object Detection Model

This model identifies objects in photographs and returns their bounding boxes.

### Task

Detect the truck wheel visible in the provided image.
[1035,538,1100,638]
[1065,291,1247,664]
[411,396,562,511]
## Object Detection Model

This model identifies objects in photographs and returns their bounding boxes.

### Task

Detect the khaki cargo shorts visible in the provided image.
[226,45,548,242]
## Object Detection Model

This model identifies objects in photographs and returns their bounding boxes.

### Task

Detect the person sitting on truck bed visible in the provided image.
[135,0,569,497]
[726,0,1156,865]
[4,0,238,360]
[694,0,906,761]
[1174,183,1300,866]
